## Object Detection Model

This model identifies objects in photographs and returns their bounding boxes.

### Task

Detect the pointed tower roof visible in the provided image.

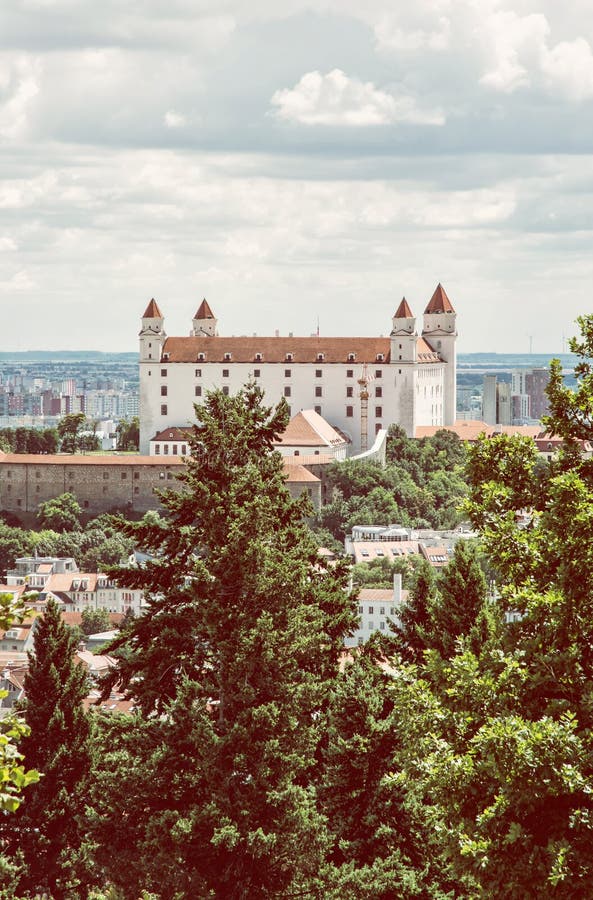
[142,298,163,318]
[424,283,455,314]
[194,299,215,320]
[394,297,414,318]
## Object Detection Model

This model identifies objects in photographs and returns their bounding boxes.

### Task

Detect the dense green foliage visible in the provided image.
[4,599,91,898]
[0,426,59,454]
[115,416,140,451]
[315,425,468,541]
[10,332,593,898]
[89,385,356,897]
[0,507,134,579]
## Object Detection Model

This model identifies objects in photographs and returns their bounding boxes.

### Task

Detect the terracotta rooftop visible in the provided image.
[276,410,348,448]
[142,298,163,319]
[151,427,193,443]
[415,421,543,441]
[394,297,414,318]
[283,463,320,484]
[424,283,455,314]
[194,299,215,320]
[161,335,443,365]
[0,452,184,467]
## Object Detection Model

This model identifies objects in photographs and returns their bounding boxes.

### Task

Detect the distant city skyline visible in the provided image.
[2,2,593,353]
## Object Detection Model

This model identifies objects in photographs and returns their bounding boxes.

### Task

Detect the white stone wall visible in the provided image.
[140,358,449,453]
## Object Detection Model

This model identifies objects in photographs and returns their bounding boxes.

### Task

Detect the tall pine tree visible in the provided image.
[92,384,356,897]
[6,598,91,899]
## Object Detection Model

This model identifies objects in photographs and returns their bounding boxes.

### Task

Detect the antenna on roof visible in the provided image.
[316,316,320,338]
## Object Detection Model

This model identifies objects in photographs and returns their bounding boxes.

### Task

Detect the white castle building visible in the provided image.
[138,285,457,454]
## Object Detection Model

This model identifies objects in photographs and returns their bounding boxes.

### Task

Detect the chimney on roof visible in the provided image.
[393,573,402,605]
[275,329,280,338]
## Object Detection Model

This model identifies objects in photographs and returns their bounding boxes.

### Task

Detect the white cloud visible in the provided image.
[478,7,593,100]
[164,110,187,128]
[540,37,593,101]
[0,54,40,140]
[270,69,444,126]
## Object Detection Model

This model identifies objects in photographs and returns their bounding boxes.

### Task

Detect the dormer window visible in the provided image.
[255,353,263,361]
[162,352,169,361]
[317,353,324,362]
[224,352,232,361]
[348,352,356,361]
[286,353,293,362]
[376,353,384,362]
[198,352,205,361]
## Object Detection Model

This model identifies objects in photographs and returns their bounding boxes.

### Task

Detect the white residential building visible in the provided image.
[346,574,406,647]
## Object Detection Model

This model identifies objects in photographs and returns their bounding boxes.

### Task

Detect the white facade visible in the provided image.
[138,287,458,454]
[345,574,405,647]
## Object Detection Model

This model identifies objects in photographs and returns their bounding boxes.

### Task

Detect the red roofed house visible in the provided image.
[139,285,458,454]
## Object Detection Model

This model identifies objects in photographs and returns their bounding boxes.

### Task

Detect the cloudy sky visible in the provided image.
[2,0,593,353]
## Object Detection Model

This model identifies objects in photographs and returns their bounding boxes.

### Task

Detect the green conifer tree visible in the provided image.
[91,385,356,898]
[6,598,91,898]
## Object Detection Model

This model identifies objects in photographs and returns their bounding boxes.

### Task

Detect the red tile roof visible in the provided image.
[162,335,442,365]
[0,452,184,467]
[394,297,414,318]
[151,427,193,442]
[194,299,215,320]
[424,283,455,314]
[142,298,163,318]
[283,463,320,483]
[276,410,347,447]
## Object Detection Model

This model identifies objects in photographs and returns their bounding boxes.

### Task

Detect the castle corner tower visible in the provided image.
[192,299,218,337]
[422,283,457,425]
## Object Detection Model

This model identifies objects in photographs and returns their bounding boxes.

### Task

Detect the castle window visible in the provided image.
[164,445,169,455]
[346,406,353,417]
[284,386,291,397]
[134,472,139,479]
[222,386,229,396]
[134,486,139,495]
[315,369,322,378]
[195,386,202,397]
[172,445,178,455]
[155,445,160,454]
[161,404,167,415]
[375,423,382,435]
[222,369,229,378]
[347,369,353,378]
[253,369,260,378]
[375,369,383,378]
[315,386,322,397]
[35,485,40,493]
[375,386,382,398]
[103,471,108,479]
[285,369,291,378]
[84,500,89,508]
[161,368,167,377]
[346,386,353,398]
[195,368,202,377]
[121,472,127,479]
[161,385,168,396]
[181,445,187,455]
[314,405,321,415]
[375,406,382,417]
